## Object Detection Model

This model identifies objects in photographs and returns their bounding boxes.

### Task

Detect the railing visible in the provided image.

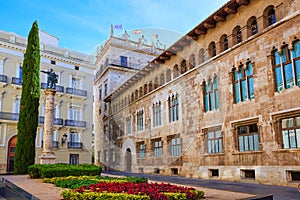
[95,59,141,80]
[38,116,63,126]
[52,141,59,148]
[11,77,22,85]
[41,82,64,93]
[68,142,82,149]
[38,116,44,123]
[66,87,87,97]
[0,112,19,121]
[65,119,86,128]
[0,74,8,83]
[54,118,64,125]
[41,141,59,148]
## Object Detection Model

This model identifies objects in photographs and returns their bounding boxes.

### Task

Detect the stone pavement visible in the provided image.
[103,170,300,200]
[1,171,299,200]
[1,175,63,200]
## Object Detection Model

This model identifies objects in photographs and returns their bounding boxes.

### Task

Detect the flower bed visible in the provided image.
[43,175,147,189]
[62,181,204,200]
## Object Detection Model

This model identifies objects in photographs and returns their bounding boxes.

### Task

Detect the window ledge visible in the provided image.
[204,153,225,156]
[233,98,255,105]
[273,148,300,153]
[274,86,300,96]
[232,150,263,155]
[152,125,163,129]
[204,109,220,114]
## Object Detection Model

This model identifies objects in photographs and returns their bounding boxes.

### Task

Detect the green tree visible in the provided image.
[14,21,41,174]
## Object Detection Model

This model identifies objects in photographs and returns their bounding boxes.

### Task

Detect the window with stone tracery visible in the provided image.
[233,61,254,103]
[272,41,300,92]
[126,116,131,135]
[153,101,162,127]
[168,94,179,122]
[137,110,144,131]
[203,75,219,112]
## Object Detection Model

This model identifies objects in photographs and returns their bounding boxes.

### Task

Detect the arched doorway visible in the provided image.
[125,148,132,172]
[7,135,17,173]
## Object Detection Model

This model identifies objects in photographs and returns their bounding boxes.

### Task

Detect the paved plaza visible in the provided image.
[1,171,300,199]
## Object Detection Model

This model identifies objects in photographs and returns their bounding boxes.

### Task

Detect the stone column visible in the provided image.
[39,89,56,164]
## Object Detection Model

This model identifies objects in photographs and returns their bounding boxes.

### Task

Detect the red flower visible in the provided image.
[74,181,199,199]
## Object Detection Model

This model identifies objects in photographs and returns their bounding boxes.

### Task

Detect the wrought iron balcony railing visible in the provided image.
[41,82,64,93]
[38,116,44,123]
[54,118,64,125]
[41,141,59,148]
[0,74,8,83]
[66,87,87,97]
[0,112,19,121]
[68,142,82,149]
[65,119,86,128]
[95,58,141,80]
[52,141,59,148]
[12,77,22,85]
[38,116,64,126]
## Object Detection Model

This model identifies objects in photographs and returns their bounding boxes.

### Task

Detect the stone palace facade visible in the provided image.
[95,0,300,187]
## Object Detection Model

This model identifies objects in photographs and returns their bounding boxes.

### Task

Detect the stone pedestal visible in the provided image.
[39,89,56,164]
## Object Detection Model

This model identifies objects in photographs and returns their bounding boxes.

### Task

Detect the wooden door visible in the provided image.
[7,135,17,173]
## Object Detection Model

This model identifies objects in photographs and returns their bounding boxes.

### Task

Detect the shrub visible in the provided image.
[61,190,150,200]
[164,192,187,200]
[44,175,148,189]
[28,164,102,178]
[126,176,148,183]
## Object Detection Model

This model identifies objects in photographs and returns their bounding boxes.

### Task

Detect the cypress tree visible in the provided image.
[14,21,41,174]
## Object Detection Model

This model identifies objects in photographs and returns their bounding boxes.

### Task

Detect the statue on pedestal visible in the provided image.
[41,68,58,89]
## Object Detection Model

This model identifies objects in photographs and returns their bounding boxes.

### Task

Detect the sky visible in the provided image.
[0,0,228,55]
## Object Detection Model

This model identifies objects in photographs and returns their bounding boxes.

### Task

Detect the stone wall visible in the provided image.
[98,0,300,186]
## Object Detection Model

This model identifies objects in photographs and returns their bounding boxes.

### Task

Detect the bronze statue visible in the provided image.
[41,68,58,89]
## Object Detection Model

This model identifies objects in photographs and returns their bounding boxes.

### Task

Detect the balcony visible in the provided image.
[11,77,22,89]
[41,141,59,148]
[66,87,87,98]
[41,82,64,93]
[0,74,8,87]
[52,141,59,148]
[95,58,141,80]
[65,119,86,128]
[0,112,19,121]
[38,116,64,126]
[68,142,82,149]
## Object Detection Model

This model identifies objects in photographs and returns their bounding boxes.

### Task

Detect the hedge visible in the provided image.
[61,191,150,200]
[28,163,102,178]
[43,175,148,189]
[61,190,204,200]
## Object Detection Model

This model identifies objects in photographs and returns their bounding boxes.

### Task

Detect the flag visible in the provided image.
[152,34,158,39]
[134,30,142,34]
[114,25,123,30]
